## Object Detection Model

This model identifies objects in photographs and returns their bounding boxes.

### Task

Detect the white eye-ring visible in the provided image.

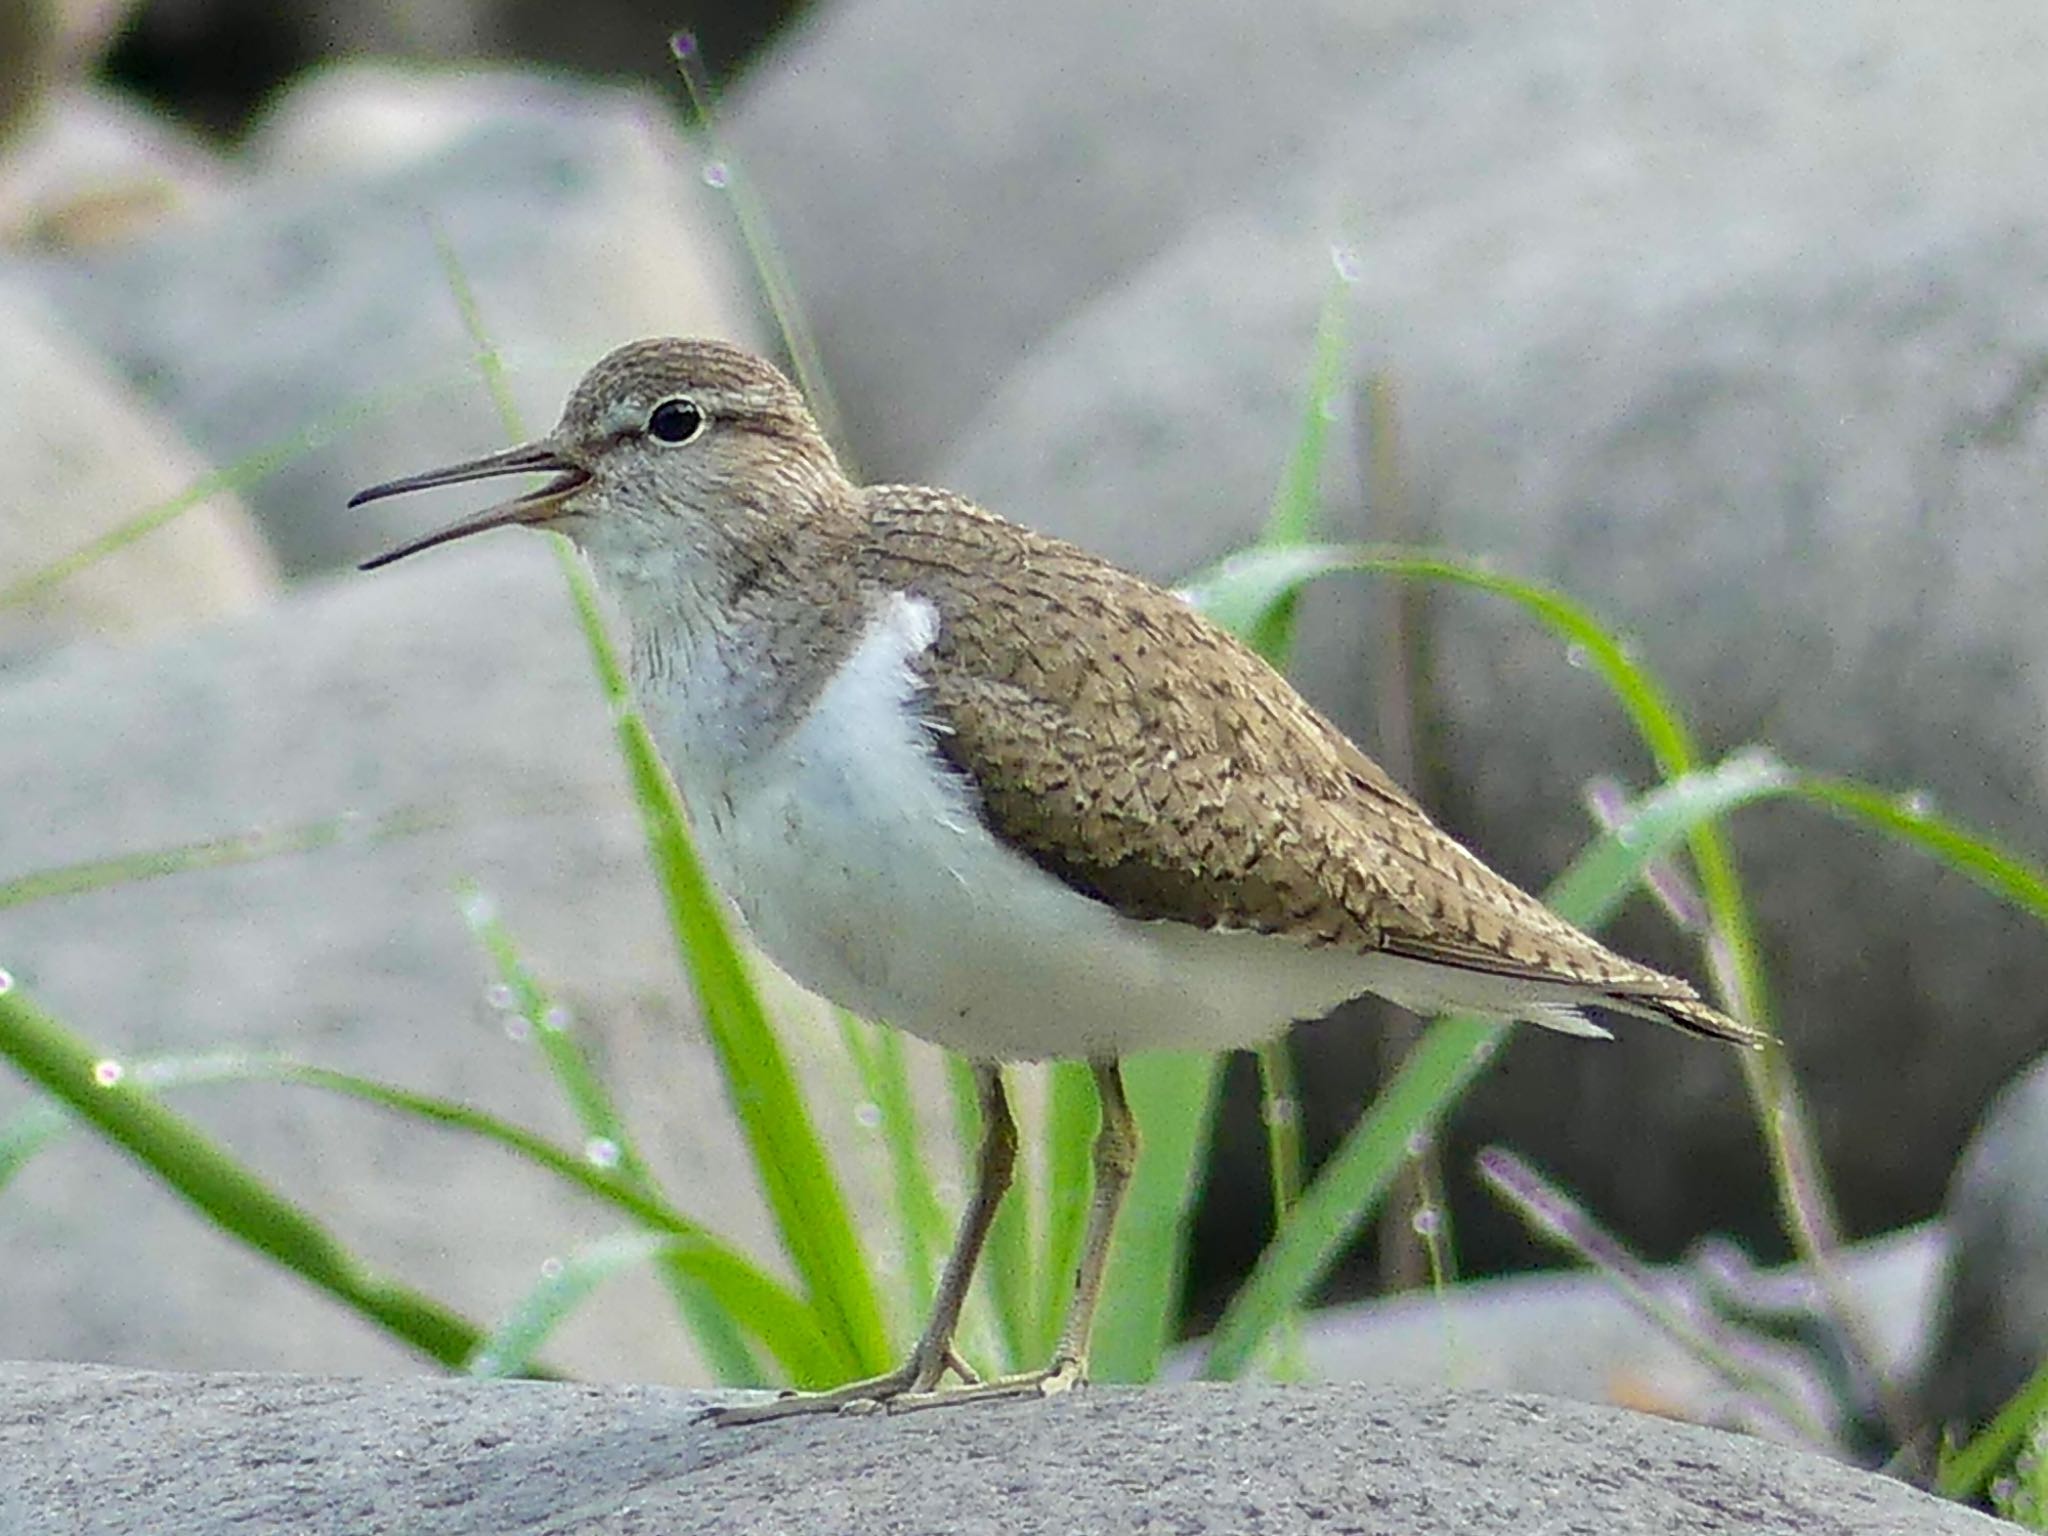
[647,397,707,445]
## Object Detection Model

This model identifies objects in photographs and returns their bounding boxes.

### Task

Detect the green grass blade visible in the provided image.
[225,1060,820,1380]
[1181,543,1704,776]
[0,1041,832,1384]
[0,806,448,912]
[1036,1060,1100,1361]
[1940,1355,2048,1502]
[469,1230,840,1385]
[459,886,764,1384]
[0,1049,262,1193]
[0,990,494,1370]
[460,888,654,1188]
[667,32,849,466]
[0,378,466,610]
[607,706,890,1374]
[834,1011,949,1328]
[1798,777,2048,921]
[434,241,892,1378]
[1091,1051,1225,1381]
[1181,541,1852,1367]
[1184,293,1351,1365]
[1201,751,1795,1378]
[1244,274,1351,660]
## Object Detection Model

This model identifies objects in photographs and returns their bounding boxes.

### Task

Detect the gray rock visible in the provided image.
[0,539,952,1380]
[1216,1225,1945,1449]
[0,1364,2005,1535]
[19,66,760,576]
[1922,1053,2048,1435]
[725,0,1489,475]
[933,6,2048,1278]
[0,283,276,666]
[727,0,2048,481]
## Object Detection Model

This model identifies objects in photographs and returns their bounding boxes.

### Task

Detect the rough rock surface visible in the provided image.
[0,1365,2005,1535]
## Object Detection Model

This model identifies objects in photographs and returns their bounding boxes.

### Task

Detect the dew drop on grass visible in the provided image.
[1896,789,1935,818]
[1410,1205,1442,1238]
[1564,642,1592,670]
[93,1059,125,1087]
[853,1101,883,1130]
[584,1136,622,1170]
[502,1015,533,1044]
[461,890,497,926]
[484,983,516,1012]
[702,160,731,190]
[1262,1095,1299,1128]
[540,1004,572,1033]
[1330,244,1363,284]
[1405,1130,1432,1159]
[540,1256,564,1280]
[470,1350,500,1377]
[0,966,12,995]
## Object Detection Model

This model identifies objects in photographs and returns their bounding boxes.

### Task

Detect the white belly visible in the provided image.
[645,592,1606,1060]
[641,594,1387,1060]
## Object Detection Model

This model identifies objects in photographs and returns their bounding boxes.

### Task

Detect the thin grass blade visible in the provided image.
[459,886,764,1383]
[1242,273,1351,659]
[0,989,492,1369]
[469,1230,840,1385]
[1798,777,2048,922]
[0,806,449,912]
[434,242,891,1377]
[0,378,466,611]
[0,1040,832,1380]
[1201,751,1795,1378]
[1034,1061,1101,1361]
[1090,1051,1225,1381]
[1940,1355,2048,1502]
[834,1012,951,1326]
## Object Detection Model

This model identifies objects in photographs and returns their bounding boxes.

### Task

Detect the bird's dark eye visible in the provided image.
[647,397,706,445]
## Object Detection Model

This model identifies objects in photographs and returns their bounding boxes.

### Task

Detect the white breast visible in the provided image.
[639,591,1425,1061]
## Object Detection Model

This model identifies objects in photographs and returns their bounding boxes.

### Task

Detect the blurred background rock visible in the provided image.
[4,0,2046,1460]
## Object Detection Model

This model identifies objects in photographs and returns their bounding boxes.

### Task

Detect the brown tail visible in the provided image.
[1611,989,1771,1049]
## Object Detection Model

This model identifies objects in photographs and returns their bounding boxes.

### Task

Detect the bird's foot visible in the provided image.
[882,1354,1086,1415]
[699,1352,1084,1426]
[698,1340,980,1427]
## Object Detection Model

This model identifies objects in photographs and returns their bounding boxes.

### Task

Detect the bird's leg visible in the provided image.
[702,1060,1017,1426]
[889,1057,1138,1412]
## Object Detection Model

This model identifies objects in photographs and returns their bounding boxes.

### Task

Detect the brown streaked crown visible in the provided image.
[562,337,821,441]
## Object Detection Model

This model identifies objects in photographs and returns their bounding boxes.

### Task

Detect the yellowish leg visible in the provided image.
[703,1060,1018,1426]
[887,1056,1139,1413]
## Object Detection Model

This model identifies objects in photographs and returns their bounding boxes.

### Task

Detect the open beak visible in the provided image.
[352,441,591,570]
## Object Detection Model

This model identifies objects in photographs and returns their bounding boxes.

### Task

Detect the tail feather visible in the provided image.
[1600,989,1771,1049]
[1522,1002,1614,1040]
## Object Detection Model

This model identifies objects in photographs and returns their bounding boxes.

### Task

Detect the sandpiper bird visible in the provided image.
[354,338,1760,1423]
